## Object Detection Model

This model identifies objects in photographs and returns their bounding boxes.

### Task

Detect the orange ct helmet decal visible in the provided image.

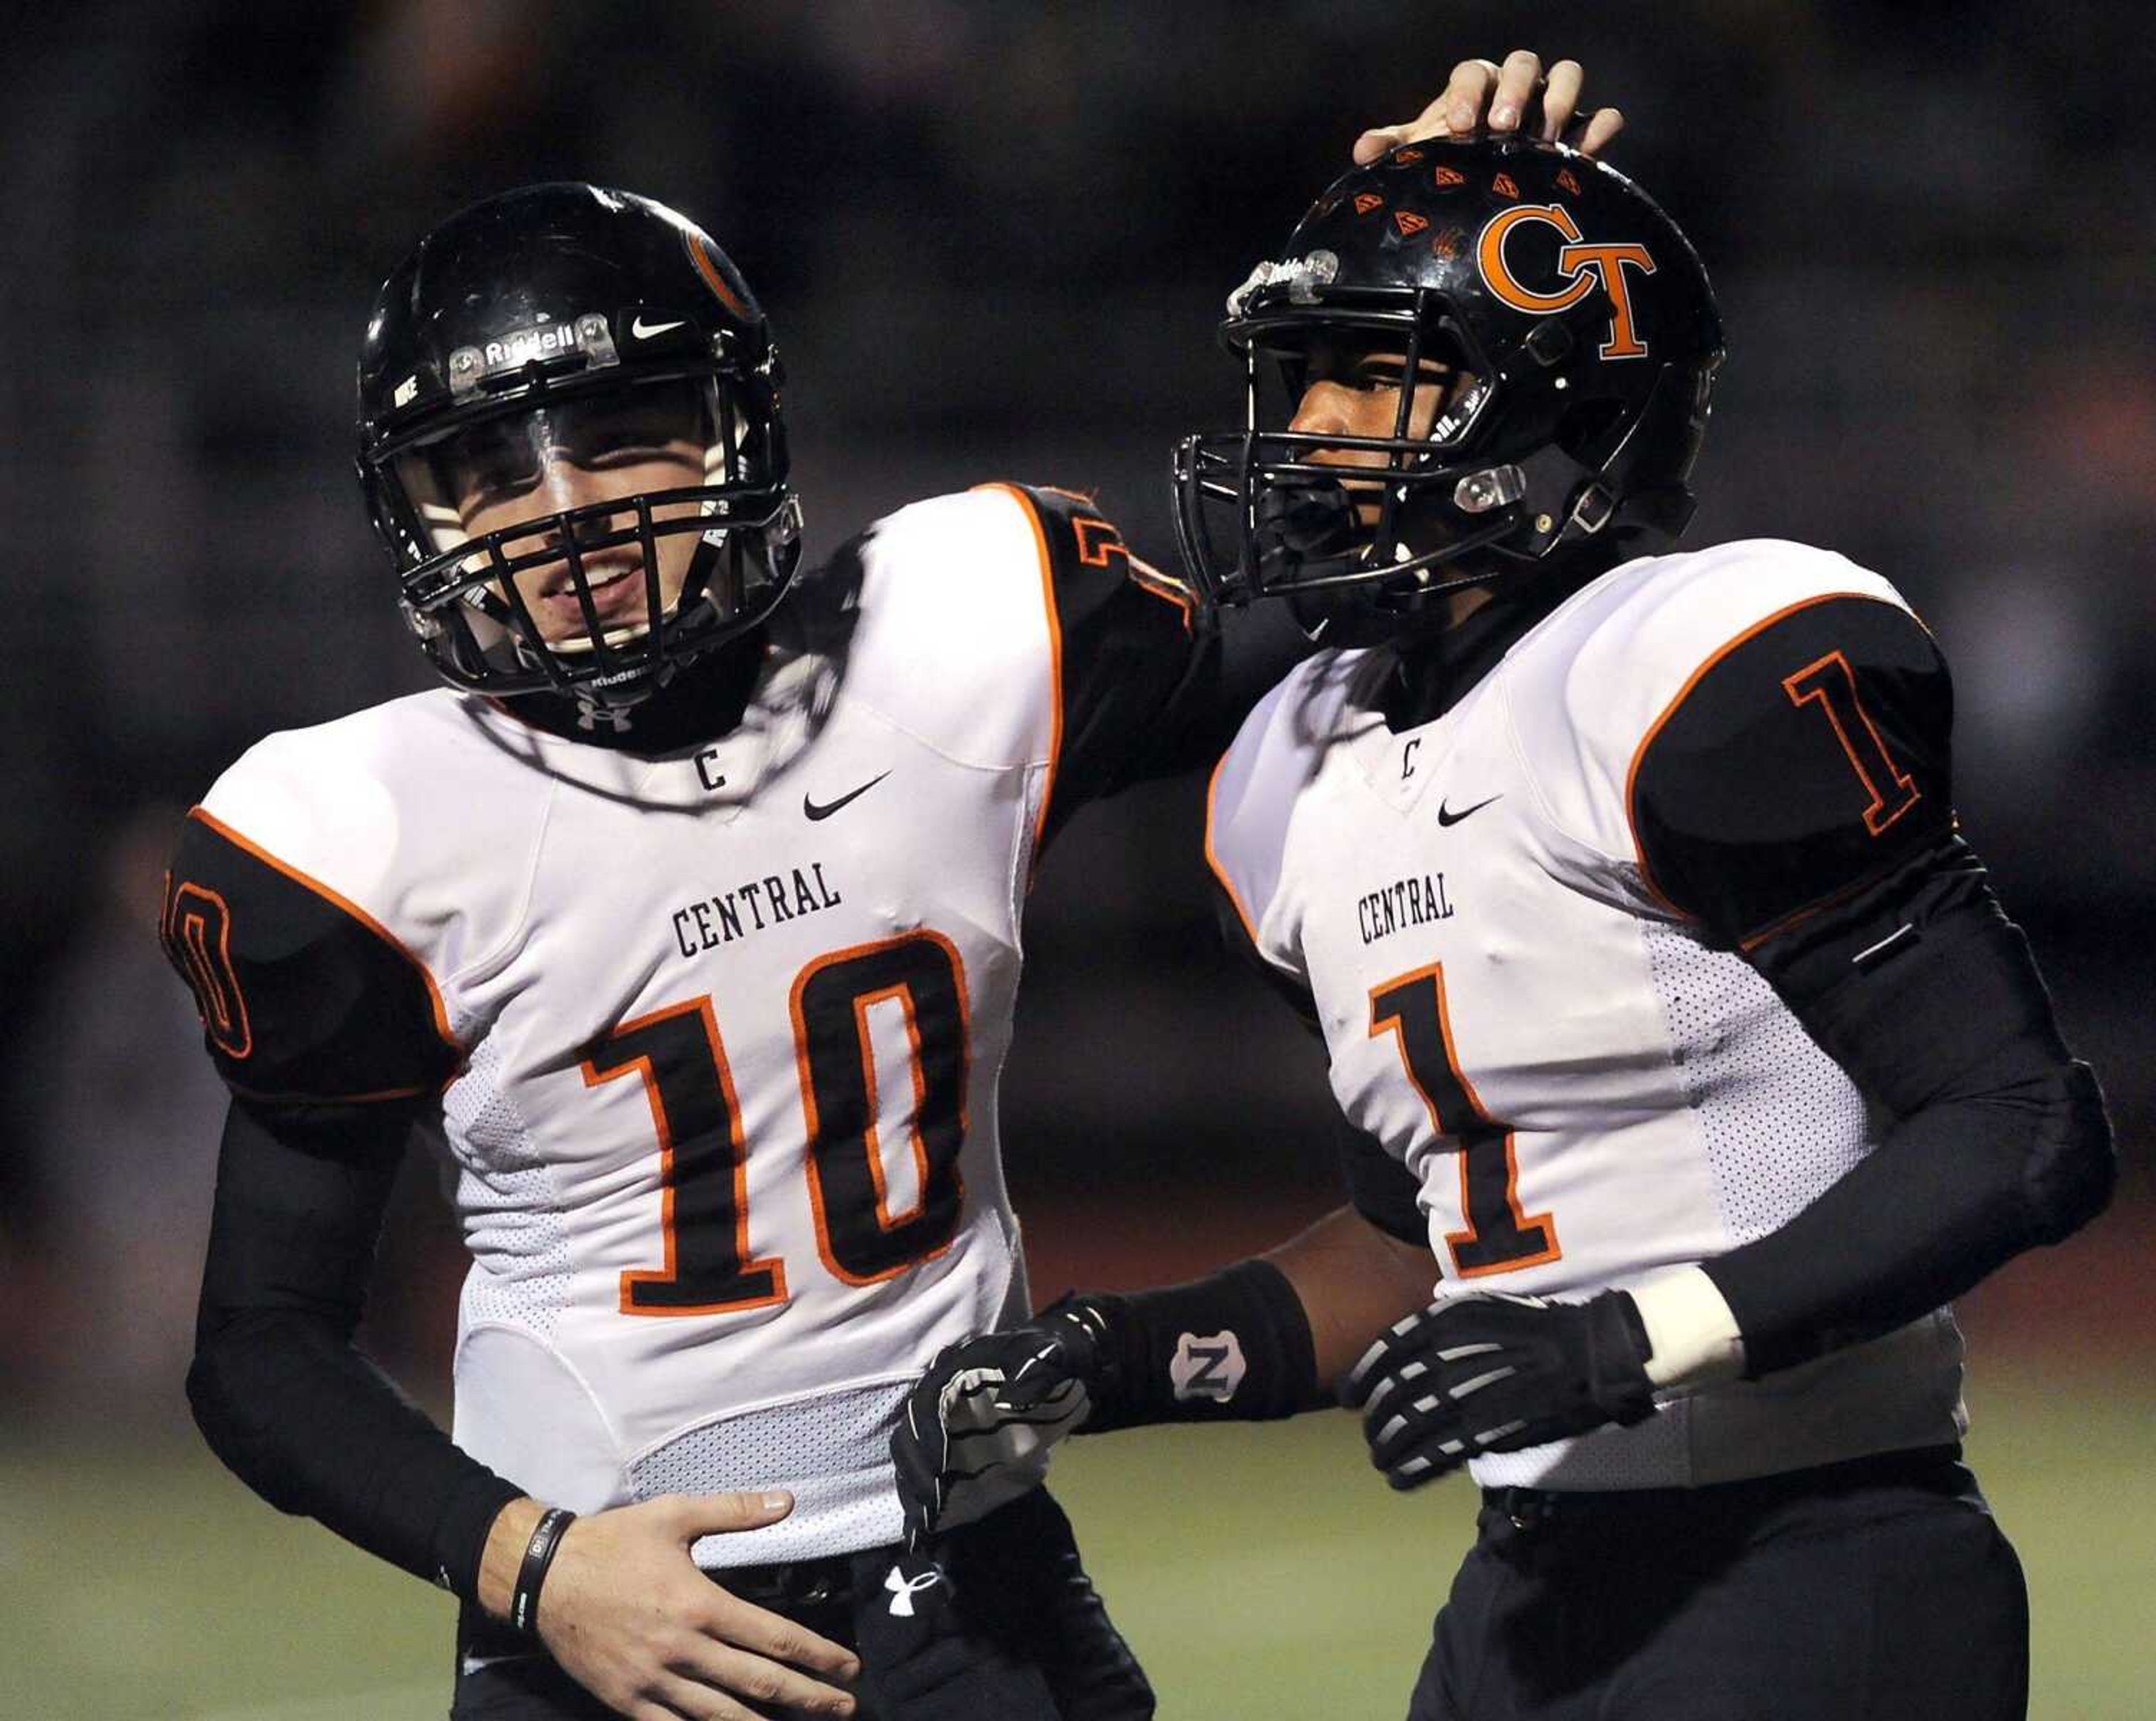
[1475,203,1658,360]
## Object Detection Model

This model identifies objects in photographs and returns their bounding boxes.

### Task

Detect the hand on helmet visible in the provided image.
[1356,51,1625,164]
[1341,1289,1658,1489]
[889,1299,1116,1550]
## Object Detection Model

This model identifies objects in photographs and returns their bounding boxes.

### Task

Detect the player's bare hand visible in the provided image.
[537,1491,861,1719]
[1354,51,1624,164]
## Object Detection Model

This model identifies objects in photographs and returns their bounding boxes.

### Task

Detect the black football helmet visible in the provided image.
[1172,133,1724,642]
[357,184,802,710]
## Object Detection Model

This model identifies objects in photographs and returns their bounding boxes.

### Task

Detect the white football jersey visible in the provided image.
[165,483,1195,1562]
[1208,538,1967,1489]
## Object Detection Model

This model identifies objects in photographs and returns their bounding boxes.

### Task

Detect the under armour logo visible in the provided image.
[1170,1330,1248,1403]
[884,1563,945,1618]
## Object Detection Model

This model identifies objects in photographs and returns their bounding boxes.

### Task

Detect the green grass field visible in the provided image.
[6,1370,2146,1719]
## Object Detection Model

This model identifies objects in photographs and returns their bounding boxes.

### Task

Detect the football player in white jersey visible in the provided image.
[892,133,2117,1719]
[159,52,1621,1721]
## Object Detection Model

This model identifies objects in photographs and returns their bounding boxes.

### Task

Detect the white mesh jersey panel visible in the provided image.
[1638,918,1873,1242]
[442,1035,575,1339]
[631,1378,913,1566]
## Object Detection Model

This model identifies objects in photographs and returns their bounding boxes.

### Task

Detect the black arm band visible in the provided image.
[1076,1260,1327,1434]
[511,1508,577,1637]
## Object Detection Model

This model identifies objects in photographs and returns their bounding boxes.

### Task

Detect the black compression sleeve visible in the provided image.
[1703,844,2116,1375]
[1337,1119,1425,1246]
[188,1097,522,1601]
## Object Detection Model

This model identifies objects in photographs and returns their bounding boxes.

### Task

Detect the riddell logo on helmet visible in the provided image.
[1476,203,1657,360]
[447,313,620,396]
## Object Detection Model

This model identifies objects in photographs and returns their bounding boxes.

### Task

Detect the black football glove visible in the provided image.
[891,1297,1120,1551]
[1342,1289,1657,1489]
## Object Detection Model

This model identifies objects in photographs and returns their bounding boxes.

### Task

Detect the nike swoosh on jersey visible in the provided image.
[631,314,686,338]
[803,770,892,821]
[1435,793,1502,827]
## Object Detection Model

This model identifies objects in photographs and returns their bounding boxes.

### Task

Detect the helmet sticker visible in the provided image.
[1475,203,1658,360]
[1353,191,1385,216]
[1492,172,1520,199]
[1435,166,1467,188]
[683,229,751,320]
[1430,225,1467,263]
[1556,167,1583,195]
[1393,209,1430,238]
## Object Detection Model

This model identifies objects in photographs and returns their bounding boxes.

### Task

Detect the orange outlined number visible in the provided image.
[1370,963,1559,1278]
[792,932,970,1285]
[1782,650,1921,836]
[585,999,788,1316]
[1072,516,1127,569]
[162,873,253,1059]
[596,933,971,1316]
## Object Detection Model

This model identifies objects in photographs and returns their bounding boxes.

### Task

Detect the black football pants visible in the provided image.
[1406,1447,2028,1721]
[449,1486,1153,1720]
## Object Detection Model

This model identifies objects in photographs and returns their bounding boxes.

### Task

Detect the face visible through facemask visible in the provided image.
[1284,333,1479,529]
[404,380,728,651]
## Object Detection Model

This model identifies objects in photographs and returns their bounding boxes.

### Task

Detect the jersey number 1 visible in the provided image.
[584,930,969,1315]
[1370,963,1559,1278]
[1782,649,1921,835]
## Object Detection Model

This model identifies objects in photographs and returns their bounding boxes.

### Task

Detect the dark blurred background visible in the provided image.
[3,0,2150,1601]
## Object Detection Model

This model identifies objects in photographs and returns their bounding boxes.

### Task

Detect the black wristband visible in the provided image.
[510,1507,576,1638]
[1078,1259,1325,1433]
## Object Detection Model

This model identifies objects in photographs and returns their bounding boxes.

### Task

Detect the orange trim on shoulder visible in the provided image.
[186,805,468,1065]
[1204,747,1263,948]
[1127,552,1198,633]
[1621,590,1885,917]
[973,483,1065,876]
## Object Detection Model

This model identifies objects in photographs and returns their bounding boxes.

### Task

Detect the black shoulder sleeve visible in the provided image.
[1699,836,2116,1376]
[1004,485,1207,846]
[1630,595,1956,946]
[161,810,464,1104]
[1138,599,1315,781]
[189,1096,522,1601]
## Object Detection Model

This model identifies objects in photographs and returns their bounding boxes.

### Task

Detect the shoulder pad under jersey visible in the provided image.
[1504,539,1954,943]
[161,694,540,1101]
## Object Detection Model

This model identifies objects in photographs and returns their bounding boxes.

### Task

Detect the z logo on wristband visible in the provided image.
[1170,1330,1247,1403]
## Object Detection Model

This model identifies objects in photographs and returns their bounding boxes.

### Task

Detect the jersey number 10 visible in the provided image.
[583,930,969,1316]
